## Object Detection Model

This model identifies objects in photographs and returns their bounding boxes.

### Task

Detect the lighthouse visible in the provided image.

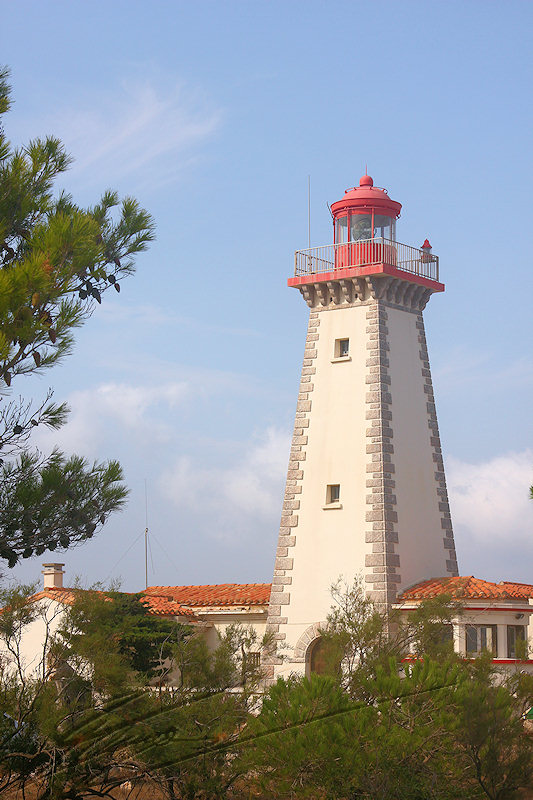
[265,174,458,679]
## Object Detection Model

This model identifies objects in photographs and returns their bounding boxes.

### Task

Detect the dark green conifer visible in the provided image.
[0,67,155,567]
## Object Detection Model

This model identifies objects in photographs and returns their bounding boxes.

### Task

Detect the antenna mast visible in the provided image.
[308,175,311,250]
[144,479,148,590]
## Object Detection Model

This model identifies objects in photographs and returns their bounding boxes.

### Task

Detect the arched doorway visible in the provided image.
[307,637,341,677]
[309,637,328,675]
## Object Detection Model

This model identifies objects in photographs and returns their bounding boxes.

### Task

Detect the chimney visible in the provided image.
[42,563,65,589]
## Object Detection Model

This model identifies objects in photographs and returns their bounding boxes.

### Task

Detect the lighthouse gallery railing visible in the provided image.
[294,238,439,282]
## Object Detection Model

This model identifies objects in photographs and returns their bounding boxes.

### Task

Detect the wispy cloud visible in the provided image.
[160,427,291,541]
[44,79,222,192]
[32,381,190,456]
[30,369,276,458]
[433,348,533,395]
[95,301,262,338]
[447,450,533,572]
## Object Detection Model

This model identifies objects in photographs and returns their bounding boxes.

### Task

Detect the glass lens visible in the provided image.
[350,214,372,241]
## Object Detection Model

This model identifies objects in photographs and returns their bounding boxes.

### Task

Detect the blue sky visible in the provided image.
[2,0,533,591]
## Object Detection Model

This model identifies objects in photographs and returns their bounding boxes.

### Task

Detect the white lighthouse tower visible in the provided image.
[265,174,458,679]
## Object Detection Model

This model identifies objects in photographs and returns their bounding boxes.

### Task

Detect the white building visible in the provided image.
[396,576,533,673]
[0,563,270,680]
[9,564,533,682]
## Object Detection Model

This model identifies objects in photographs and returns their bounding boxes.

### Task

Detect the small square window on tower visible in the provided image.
[336,338,349,357]
[326,484,340,504]
[332,338,350,362]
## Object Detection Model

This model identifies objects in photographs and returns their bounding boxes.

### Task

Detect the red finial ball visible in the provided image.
[359,174,373,187]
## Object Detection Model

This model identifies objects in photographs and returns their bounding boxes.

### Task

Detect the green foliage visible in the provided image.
[403,592,461,660]
[238,584,533,800]
[0,67,155,567]
[241,674,360,798]
[240,661,466,800]
[57,589,189,689]
[319,578,395,694]
[0,451,127,567]
[318,579,462,703]
[449,656,533,800]
[1,583,533,799]
[0,584,268,798]
[240,653,533,800]
[0,585,61,794]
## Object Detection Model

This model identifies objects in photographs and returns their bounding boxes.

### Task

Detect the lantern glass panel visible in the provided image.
[335,216,348,244]
[374,214,393,240]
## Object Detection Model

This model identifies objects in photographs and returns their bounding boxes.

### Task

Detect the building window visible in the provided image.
[242,651,261,683]
[323,484,342,510]
[507,625,526,659]
[465,624,498,656]
[327,484,340,504]
[245,651,261,668]
[334,338,349,358]
[439,624,454,647]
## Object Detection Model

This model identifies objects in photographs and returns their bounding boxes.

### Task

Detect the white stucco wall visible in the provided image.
[273,298,454,677]
[386,307,450,590]
[0,597,65,680]
[279,305,369,658]
[199,612,267,652]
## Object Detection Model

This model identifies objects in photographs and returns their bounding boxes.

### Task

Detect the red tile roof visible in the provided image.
[139,595,196,618]
[31,587,196,619]
[397,576,533,602]
[143,583,272,607]
[499,581,533,598]
[31,588,102,605]
[31,583,272,617]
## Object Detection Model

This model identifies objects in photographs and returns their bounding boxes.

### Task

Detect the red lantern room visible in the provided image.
[330,174,401,245]
[330,174,402,269]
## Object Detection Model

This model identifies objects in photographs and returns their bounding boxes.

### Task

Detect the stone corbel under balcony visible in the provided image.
[296,274,436,312]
